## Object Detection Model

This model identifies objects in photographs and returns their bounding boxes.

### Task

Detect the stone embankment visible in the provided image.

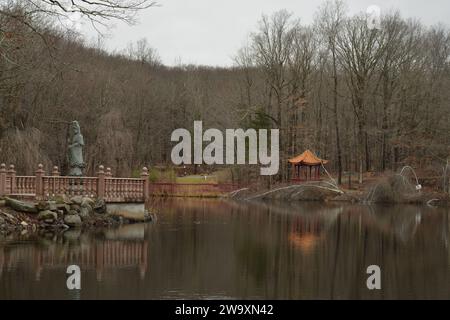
[0,195,154,235]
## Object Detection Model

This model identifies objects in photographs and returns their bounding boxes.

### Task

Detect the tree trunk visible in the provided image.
[332,49,342,185]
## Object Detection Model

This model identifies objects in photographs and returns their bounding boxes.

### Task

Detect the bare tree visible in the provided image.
[335,14,387,183]
[1,0,450,186]
[0,0,157,46]
[125,38,161,66]
[315,0,347,184]
[22,0,157,24]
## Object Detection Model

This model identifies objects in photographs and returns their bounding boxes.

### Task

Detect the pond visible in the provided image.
[0,198,449,299]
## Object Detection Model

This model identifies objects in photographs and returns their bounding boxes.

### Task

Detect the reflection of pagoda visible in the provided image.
[0,225,149,281]
[289,233,323,253]
[289,215,326,253]
[289,216,325,253]
[286,207,343,253]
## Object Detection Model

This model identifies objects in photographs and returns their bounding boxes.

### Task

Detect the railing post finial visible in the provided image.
[52,166,60,176]
[141,167,149,176]
[106,167,112,177]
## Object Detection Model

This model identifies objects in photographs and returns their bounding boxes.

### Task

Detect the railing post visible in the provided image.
[97,165,105,199]
[106,167,112,177]
[0,163,6,196]
[50,166,59,197]
[35,163,44,200]
[7,165,16,194]
[140,167,149,202]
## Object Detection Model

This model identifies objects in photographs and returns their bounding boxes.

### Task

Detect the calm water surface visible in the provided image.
[1,198,449,299]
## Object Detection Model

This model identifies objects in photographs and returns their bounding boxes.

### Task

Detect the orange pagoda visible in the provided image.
[288,149,328,181]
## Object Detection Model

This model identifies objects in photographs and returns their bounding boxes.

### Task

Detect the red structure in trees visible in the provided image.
[288,150,328,181]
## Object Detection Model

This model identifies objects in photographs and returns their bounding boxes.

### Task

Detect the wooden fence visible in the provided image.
[0,164,149,203]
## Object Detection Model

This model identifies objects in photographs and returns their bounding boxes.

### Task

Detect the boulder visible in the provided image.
[81,197,95,208]
[38,210,58,221]
[36,201,57,211]
[52,194,71,204]
[68,209,79,216]
[93,198,106,214]
[70,204,81,211]
[79,206,92,220]
[56,203,71,214]
[70,196,84,205]
[36,201,49,211]
[5,197,38,213]
[48,201,57,211]
[64,214,82,227]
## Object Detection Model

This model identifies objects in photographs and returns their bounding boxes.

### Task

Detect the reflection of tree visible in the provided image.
[236,238,268,286]
[360,205,424,242]
[2,199,450,299]
[232,201,344,296]
[231,200,450,299]
[152,199,450,299]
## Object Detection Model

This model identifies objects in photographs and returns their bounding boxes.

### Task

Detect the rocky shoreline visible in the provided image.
[0,196,154,235]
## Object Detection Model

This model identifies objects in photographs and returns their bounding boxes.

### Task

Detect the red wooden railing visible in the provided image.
[105,177,145,202]
[0,164,149,203]
[15,176,36,195]
[43,176,99,198]
[0,163,242,201]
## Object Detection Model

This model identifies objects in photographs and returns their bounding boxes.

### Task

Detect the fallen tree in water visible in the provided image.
[244,181,344,201]
[232,163,346,201]
[228,166,450,206]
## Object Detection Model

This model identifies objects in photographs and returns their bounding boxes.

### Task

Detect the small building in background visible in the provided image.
[288,150,328,181]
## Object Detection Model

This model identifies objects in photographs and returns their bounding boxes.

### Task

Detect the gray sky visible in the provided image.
[82,0,450,67]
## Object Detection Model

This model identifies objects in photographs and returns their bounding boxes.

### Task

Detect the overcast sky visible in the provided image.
[82,0,450,67]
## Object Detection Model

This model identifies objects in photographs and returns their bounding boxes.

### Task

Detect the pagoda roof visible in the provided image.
[288,149,328,165]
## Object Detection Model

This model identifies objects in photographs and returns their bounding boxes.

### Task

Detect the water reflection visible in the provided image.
[0,199,449,299]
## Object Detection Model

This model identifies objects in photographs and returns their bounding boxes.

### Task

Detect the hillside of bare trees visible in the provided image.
[0,0,449,185]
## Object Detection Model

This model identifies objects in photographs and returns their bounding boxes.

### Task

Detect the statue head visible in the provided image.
[71,121,80,135]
